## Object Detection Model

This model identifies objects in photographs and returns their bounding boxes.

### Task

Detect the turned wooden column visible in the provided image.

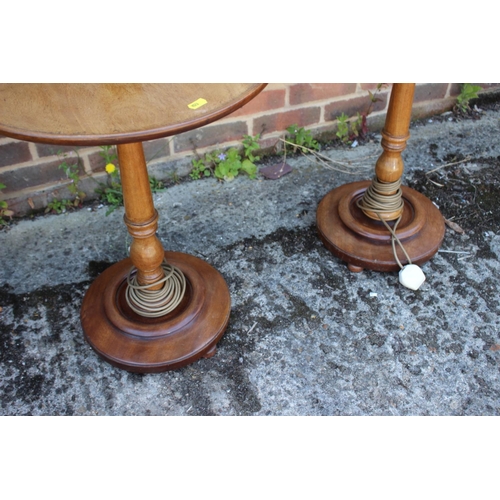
[363,83,415,221]
[118,142,165,289]
[376,84,415,183]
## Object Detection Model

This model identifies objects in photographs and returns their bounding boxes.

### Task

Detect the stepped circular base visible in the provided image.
[316,181,445,272]
[81,251,230,372]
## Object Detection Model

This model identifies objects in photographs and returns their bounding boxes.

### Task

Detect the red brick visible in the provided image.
[0,157,83,194]
[86,139,172,175]
[253,107,321,136]
[365,113,390,134]
[143,137,172,164]
[229,87,286,118]
[2,189,52,216]
[324,93,388,122]
[0,141,32,168]
[414,83,448,103]
[360,83,377,90]
[289,83,357,105]
[3,174,104,217]
[257,136,283,152]
[36,143,80,158]
[360,83,393,97]
[86,139,173,175]
[173,121,249,153]
[449,83,500,98]
[88,150,108,174]
[411,98,457,120]
[473,83,500,90]
[448,83,461,97]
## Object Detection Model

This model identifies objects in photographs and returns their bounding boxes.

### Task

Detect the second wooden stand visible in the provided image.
[317,84,445,273]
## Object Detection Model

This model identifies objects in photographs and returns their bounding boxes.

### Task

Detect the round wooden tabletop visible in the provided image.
[0,83,266,146]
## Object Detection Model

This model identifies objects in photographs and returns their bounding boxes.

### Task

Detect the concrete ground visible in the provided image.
[1,103,500,416]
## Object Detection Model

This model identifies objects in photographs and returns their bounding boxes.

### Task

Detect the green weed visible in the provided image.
[45,150,86,214]
[94,146,122,214]
[0,183,14,226]
[94,147,123,215]
[456,83,482,113]
[284,125,319,153]
[45,198,74,214]
[336,113,351,143]
[190,134,261,181]
[336,84,387,144]
[149,176,166,192]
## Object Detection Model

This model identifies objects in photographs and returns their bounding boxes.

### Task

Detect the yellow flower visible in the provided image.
[105,163,116,174]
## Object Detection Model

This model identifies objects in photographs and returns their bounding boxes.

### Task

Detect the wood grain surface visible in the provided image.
[0,83,266,145]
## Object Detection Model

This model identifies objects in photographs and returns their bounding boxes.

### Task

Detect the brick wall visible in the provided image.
[1,83,499,218]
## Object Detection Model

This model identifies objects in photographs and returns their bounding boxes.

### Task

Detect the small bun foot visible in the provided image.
[348,263,364,273]
[203,345,217,359]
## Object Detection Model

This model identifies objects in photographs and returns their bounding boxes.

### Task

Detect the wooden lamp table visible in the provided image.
[0,83,266,372]
[317,83,445,272]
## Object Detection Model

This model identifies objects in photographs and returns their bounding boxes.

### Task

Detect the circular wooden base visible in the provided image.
[316,180,445,272]
[80,251,230,372]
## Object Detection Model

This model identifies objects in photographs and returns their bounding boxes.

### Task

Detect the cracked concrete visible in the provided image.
[1,103,500,415]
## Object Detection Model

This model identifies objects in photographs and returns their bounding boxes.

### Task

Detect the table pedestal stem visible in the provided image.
[118,142,165,289]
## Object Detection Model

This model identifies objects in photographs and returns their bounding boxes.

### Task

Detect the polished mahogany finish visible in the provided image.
[0,83,266,372]
[317,84,445,272]
[81,252,230,372]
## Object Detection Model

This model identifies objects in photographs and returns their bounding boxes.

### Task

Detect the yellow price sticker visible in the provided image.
[188,98,208,109]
